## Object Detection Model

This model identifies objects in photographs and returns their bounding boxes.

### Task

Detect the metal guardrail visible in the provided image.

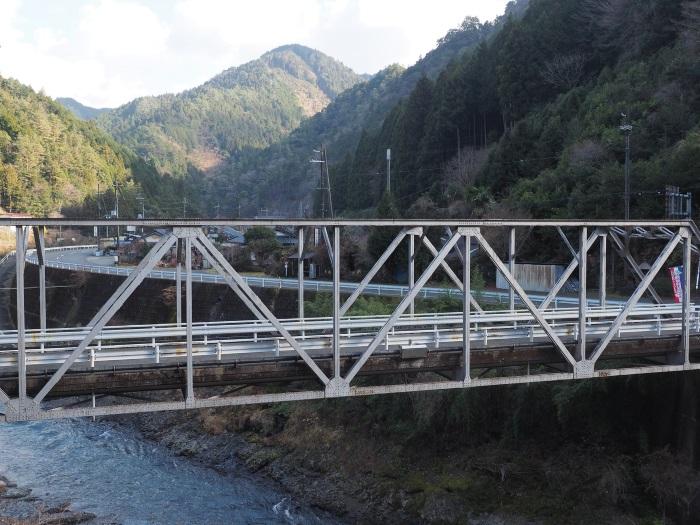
[1,219,696,422]
[0,303,696,370]
[24,245,618,308]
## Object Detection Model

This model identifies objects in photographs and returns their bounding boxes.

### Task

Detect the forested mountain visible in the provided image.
[330,0,700,220]
[217,6,527,215]
[98,45,363,181]
[0,76,156,215]
[56,97,111,120]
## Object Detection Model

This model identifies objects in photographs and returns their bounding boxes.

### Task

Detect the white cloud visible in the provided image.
[0,0,511,107]
[0,0,23,45]
[79,0,169,58]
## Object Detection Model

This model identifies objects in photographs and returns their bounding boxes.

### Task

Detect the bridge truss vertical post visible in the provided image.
[683,227,692,364]
[333,226,340,379]
[509,227,516,313]
[185,235,194,405]
[577,227,588,362]
[599,230,607,310]
[15,226,26,408]
[298,227,304,325]
[176,239,182,327]
[462,230,472,383]
[408,231,415,317]
[32,227,46,340]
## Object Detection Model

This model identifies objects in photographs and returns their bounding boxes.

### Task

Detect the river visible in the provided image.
[0,259,341,524]
[0,415,339,524]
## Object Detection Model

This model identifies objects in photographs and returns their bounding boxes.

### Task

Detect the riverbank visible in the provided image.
[110,380,698,525]
[0,473,96,525]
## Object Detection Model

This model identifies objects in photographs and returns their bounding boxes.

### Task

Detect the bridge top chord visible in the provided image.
[0,218,698,422]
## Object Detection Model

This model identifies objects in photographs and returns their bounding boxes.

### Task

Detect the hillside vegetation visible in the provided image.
[331,0,700,221]
[0,76,140,215]
[97,45,363,182]
[217,9,525,215]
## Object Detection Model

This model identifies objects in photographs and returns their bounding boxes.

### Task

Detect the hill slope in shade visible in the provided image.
[211,5,525,216]
[98,44,363,178]
[56,97,111,120]
[331,0,700,222]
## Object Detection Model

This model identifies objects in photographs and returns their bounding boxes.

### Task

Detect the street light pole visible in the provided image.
[619,114,633,221]
[619,114,633,282]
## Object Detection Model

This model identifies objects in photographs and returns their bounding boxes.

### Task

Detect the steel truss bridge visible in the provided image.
[0,218,699,423]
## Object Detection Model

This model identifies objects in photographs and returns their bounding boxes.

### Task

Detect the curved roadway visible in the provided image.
[26,245,618,307]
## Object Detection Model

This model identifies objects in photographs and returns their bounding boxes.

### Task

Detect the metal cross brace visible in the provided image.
[608,230,664,304]
[193,231,330,385]
[344,232,463,384]
[539,230,600,311]
[476,232,577,368]
[590,232,682,363]
[32,233,177,405]
[421,236,484,313]
[339,228,408,316]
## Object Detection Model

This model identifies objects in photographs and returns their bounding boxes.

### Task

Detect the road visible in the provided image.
[26,245,617,308]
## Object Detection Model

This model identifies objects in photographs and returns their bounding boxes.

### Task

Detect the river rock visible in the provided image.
[0,475,17,488]
[0,486,31,499]
[36,511,97,525]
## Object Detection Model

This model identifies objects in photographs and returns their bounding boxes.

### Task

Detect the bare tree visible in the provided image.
[580,0,641,55]
[679,1,700,50]
[541,53,586,90]
[444,146,489,188]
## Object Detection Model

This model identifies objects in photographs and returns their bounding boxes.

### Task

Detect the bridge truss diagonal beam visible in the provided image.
[344,232,462,384]
[191,239,264,318]
[339,229,408,317]
[539,230,600,311]
[421,236,483,313]
[33,233,177,405]
[321,227,334,267]
[193,231,330,385]
[475,232,577,368]
[590,231,684,363]
[556,226,578,259]
[608,230,664,305]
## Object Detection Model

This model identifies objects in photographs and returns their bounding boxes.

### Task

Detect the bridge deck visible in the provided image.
[1,218,698,422]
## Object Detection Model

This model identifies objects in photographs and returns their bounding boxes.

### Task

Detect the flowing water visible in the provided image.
[0,416,338,524]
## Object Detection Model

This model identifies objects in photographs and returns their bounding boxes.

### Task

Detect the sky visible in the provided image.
[0,0,511,108]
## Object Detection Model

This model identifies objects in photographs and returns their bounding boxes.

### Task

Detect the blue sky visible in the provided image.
[0,0,510,107]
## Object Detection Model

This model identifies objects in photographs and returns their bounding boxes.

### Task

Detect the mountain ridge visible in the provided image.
[56,97,111,120]
[97,44,364,178]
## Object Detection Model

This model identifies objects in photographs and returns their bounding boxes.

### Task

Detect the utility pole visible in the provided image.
[619,114,633,221]
[619,114,633,282]
[113,179,119,218]
[214,202,220,219]
[136,195,145,235]
[386,148,391,195]
[182,196,187,219]
[311,145,333,218]
[96,182,102,248]
[456,128,462,173]
[113,179,120,250]
[136,195,145,219]
[323,146,333,218]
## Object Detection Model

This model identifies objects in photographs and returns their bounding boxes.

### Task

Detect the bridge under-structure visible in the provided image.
[0,218,699,422]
